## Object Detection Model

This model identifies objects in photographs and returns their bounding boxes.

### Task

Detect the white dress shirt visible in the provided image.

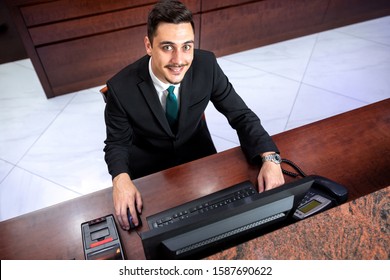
[148,57,180,112]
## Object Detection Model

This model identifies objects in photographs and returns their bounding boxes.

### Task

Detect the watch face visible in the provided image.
[274,154,282,163]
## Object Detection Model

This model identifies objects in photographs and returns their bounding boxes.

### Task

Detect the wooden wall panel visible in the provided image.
[201,0,251,11]
[324,0,390,26]
[20,0,156,26]
[36,15,201,95]
[37,26,146,94]
[200,0,328,56]
[5,0,390,98]
[0,0,27,64]
[29,5,152,46]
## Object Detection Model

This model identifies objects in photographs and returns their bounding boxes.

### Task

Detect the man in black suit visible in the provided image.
[104,0,284,230]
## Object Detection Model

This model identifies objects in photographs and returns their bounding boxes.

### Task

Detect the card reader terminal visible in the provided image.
[81,214,125,260]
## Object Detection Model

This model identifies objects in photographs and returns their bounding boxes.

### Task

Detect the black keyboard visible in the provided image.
[146,181,258,230]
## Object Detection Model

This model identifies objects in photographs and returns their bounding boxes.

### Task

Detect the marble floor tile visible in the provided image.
[0,60,74,164]
[335,16,390,46]
[286,84,368,130]
[0,166,80,221]
[17,88,112,195]
[303,30,390,103]
[0,159,14,183]
[221,34,318,82]
[209,58,302,137]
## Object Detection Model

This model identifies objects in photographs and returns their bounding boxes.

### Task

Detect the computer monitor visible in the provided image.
[140,176,315,259]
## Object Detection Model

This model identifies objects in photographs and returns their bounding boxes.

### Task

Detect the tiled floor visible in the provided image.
[1,16,389,222]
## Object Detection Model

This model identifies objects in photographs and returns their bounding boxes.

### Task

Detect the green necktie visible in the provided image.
[165,85,178,130]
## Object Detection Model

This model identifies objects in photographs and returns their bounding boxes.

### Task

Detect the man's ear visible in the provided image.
[144,36,152,56]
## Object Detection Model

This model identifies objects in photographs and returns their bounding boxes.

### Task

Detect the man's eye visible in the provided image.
[183,45,192,51]
[163,45,173,51]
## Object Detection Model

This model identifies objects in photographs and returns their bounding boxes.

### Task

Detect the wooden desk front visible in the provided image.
[0,98,389,259]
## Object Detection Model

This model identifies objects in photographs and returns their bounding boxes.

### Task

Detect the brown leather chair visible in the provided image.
[99,86,108,103]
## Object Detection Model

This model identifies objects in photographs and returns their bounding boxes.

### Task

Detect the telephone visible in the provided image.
[280,159,348,220]
[293,175,348,220]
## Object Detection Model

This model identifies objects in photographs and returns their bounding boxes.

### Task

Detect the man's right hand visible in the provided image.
[112,173,143,230]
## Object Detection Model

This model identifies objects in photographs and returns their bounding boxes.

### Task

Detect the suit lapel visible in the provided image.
[176,69,193,137]
[137,57,173,136]
[139,81,173,133]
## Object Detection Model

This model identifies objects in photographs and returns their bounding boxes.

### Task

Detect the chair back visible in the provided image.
[100,86,108,103]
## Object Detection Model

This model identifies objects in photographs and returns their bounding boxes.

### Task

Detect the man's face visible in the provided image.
[144,22,194,85]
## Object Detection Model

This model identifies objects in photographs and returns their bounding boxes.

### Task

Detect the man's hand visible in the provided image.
[112,173,143,230]
[257,161,285,192]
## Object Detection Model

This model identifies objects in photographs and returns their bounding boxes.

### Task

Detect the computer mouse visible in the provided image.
[127,208,142,230]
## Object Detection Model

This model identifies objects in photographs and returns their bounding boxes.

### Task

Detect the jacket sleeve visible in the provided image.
[103,84,133,179]
[209,53,279,164]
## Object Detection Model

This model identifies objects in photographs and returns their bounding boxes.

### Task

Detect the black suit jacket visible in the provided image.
[104,49,278,179]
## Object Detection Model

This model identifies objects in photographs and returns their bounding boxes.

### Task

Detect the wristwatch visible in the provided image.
[261,153,282,164]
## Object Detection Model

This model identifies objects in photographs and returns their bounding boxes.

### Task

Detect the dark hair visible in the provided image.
[147,0,194,45]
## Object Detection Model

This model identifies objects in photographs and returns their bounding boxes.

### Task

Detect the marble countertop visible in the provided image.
[208,186,389,260]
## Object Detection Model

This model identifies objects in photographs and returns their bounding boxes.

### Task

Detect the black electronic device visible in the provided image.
[140,177,310,259]
[81,214,125,260]
[127,208,142,229]
[139,175,348,260]
[293,175,348,219]
[146,180,257,230]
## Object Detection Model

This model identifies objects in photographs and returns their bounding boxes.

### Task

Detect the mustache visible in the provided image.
[165,63,189,68]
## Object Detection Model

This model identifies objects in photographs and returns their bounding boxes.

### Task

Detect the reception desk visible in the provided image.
[208,185,389,260]
[0,98,389,259]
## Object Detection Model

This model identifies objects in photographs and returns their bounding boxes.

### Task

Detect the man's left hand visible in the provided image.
[257,161,285,192]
